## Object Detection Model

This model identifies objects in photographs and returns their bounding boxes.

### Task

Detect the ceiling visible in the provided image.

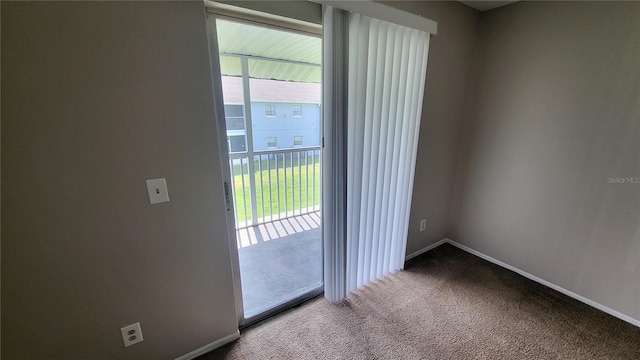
[458,1,520,12]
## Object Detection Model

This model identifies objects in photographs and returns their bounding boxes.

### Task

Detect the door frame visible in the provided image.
[205,13,246,324]
[205,7,324,328]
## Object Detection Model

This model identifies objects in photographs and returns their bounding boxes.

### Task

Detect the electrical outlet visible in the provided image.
[420,219,427,232]
[120,322,143,347]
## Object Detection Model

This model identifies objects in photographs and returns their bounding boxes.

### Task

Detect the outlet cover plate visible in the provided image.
[420,219,427,232]
[120,322,143,347]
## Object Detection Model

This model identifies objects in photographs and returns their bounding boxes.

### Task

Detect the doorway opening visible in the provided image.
[214,17,323,323]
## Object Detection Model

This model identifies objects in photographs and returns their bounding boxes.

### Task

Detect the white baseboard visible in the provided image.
[405,238,447,261]
[175,330,240,360]
[405,237,640,328]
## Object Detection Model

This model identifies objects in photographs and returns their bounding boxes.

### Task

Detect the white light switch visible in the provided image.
[146,178,169,204]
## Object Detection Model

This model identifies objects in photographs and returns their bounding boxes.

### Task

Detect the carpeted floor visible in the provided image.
[199,243,640,359]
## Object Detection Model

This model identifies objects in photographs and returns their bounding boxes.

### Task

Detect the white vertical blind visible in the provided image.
[323,6,431,301]
[346,13,430,291]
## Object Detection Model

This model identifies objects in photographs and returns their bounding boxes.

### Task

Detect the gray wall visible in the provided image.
[450,2,640,320]
[383,1,479,256]
[1,2,238,358]
[220,0,322,24]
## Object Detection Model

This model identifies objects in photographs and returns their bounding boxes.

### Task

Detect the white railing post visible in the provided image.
[241,57,259,226]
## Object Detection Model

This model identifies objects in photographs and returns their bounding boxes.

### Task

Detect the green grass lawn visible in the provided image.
[231,158,320,223]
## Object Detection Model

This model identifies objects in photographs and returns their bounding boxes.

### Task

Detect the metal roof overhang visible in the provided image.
[216,18,321,83]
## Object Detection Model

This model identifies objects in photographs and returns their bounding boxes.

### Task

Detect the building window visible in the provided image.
[224,104,243,117]
[293,135,303,147]
[224,104,245,130]
[228,135,247,153]
[293,105,302,117]
[267,136,277,148]
[265,104,276,117]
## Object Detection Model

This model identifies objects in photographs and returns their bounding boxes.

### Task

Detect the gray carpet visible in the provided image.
[200,243,640,359]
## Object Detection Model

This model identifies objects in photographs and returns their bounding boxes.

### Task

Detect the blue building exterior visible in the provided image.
[221,75,321,154]
[251,102,320,151]
[225,101,321,153]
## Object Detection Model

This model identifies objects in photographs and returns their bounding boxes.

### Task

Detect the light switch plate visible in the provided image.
[146,178,169,204]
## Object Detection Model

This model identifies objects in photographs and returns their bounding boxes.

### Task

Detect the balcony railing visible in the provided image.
[229,146,321,229]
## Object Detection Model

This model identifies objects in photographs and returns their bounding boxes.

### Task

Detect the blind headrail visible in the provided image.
[312,0,438,35]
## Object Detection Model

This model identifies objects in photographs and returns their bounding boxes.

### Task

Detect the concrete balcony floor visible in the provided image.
[236,212,323,318]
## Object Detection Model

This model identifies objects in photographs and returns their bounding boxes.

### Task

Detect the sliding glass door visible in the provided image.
[206,11,323,325]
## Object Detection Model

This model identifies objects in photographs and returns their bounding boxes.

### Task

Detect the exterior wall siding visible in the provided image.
[226,101,321,152]
[251,102,320,150]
